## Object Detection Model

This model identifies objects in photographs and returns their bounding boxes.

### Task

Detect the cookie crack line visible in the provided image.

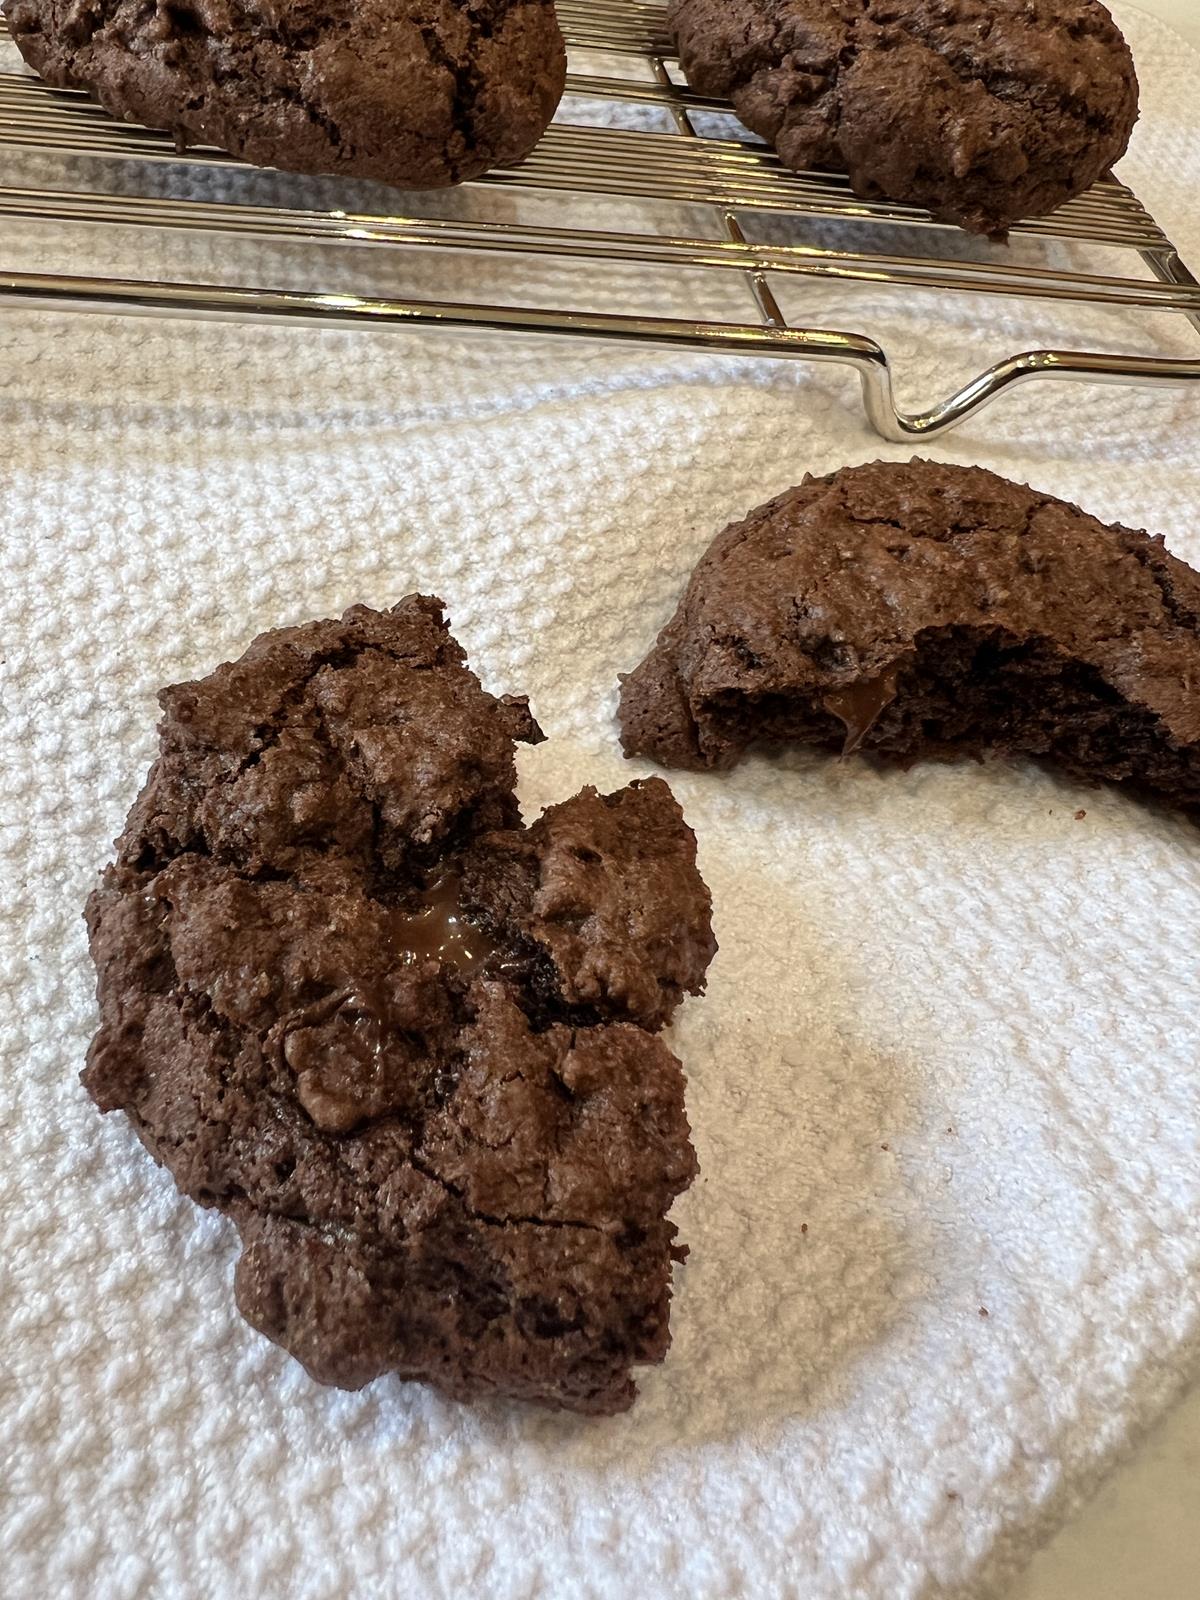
[407,1151,604,1235]
[1127,540,1200,634]
[414,9,477,184]
[85,598,714,1413]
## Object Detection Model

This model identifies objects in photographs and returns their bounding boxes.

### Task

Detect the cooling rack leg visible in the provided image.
[648,56,788,332]
[1138,247,1200,342]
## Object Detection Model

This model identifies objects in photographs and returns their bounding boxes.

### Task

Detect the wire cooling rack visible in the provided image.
[2,0,1200,439]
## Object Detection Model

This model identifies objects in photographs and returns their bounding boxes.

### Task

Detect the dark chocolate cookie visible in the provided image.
[85,598,715,1414]
[3,0,566,188]
[667,0,1138,234]
[619,460,1200,813]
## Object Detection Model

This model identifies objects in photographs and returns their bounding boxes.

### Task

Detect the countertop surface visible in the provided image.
[1012,1386,1200,1600]
[1137,0,1200,48]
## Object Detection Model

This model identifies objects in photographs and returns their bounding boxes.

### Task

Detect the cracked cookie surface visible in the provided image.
[85,597,715,1413]
[3,0,566,188]
[667,0,1138,234]
[619,459,1200,812]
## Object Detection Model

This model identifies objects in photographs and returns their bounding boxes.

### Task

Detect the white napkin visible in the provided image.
[2,6,1199,1596]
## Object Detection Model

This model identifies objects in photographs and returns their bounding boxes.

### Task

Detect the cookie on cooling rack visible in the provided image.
[84,597,715,1414]
[2,0,565,188]
[619,459,1200,813]
[667,0,1139,235]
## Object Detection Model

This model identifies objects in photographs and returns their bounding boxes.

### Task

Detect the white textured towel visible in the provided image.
[2,6,1200,1597]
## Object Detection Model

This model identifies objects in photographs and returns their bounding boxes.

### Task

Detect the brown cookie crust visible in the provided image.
[618,460,1200,813]
[86,598,715,1413]
[667,0,1138,234]
[3,0,566,188]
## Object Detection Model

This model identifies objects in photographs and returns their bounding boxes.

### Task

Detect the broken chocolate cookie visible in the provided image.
[85,597,715,1413]
[619,459,1200,813]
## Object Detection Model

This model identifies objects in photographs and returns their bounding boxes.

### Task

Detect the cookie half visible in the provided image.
[4,0,566,188]
[85,597,715,1413]
[668,0,1138,234]
[619,460,1200,813]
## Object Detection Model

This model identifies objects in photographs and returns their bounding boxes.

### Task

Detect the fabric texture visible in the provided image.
[2,5,1199,1596]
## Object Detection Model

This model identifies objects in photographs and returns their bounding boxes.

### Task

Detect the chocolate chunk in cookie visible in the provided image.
[619,460,1200,813]
[667,0,1138,235]
[3,0,566,189]
[86,597,715,1414]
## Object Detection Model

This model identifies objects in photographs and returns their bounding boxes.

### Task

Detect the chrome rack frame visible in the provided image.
[2,0,1199,440]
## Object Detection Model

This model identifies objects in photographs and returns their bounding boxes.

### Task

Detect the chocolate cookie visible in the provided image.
[619,460,1200,814]
[85,598,715,1413]
[3,0,566,188]
[667,0,1138,235]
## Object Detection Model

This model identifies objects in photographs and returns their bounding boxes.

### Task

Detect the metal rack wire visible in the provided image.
[2,1,1199,439]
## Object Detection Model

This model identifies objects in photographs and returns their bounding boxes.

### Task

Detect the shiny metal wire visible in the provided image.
[2,5,1199,439]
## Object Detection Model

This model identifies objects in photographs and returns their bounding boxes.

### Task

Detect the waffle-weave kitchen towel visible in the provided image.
[2,6,1199,1597]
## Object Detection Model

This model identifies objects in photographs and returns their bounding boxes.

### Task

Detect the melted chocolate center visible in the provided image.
[821,665,901,756]
[385,872,498,976]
